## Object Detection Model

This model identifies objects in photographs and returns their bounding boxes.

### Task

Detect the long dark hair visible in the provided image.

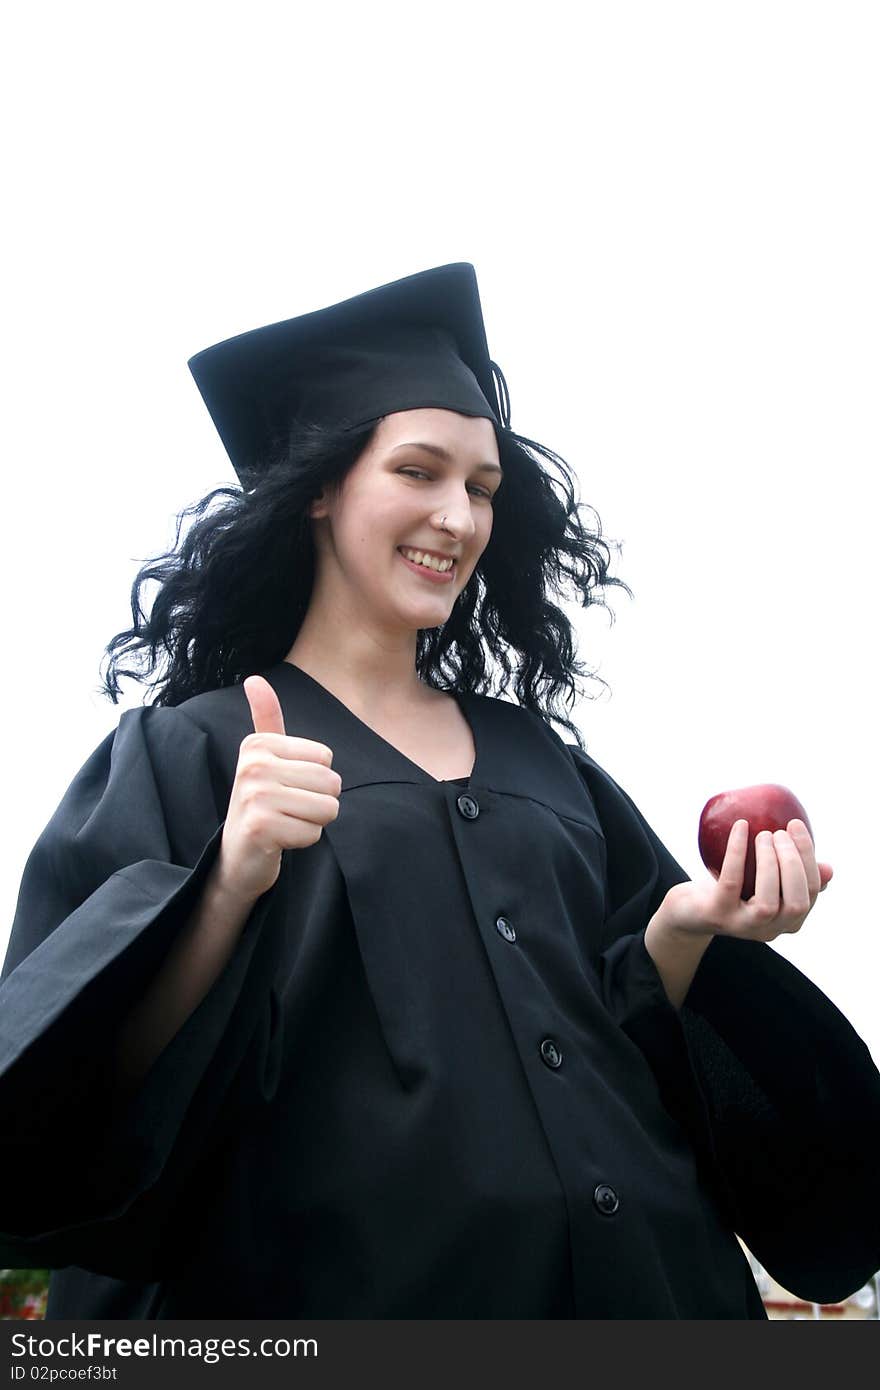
[98,419,632,747]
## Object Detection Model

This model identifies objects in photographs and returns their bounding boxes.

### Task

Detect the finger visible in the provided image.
[717,819,749,896]
[773,828,810,918]
[751,829,780,913]
[818,862,833,891]
[261,758,342,795]
[787,819,820,899]
[245,733,335,766]
[243,675,286,736]
[262,784,342,825]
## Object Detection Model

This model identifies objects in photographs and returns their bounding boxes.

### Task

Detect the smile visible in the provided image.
[397,547,457,582]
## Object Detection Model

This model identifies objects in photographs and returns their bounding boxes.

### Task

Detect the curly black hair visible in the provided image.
[98,418,632,747]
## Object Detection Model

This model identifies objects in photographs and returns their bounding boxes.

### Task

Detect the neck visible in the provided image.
[284,606,429,718]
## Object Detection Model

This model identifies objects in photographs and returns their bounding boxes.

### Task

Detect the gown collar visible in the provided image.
[258,659,594,822]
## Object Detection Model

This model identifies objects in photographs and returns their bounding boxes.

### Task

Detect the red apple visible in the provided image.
[698,784,814,900]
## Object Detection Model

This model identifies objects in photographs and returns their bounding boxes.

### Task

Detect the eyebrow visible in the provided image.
[390,441,503,475]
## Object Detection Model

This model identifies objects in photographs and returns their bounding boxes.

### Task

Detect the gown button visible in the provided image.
[495,916,516,943]
[593,1184,620,1215]
[456,794,480,820]
[540,1038,563,1069]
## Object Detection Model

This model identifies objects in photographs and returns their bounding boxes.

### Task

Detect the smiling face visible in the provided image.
[308,408,503,635]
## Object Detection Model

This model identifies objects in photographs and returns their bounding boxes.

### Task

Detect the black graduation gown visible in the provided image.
[1,660,878,1319]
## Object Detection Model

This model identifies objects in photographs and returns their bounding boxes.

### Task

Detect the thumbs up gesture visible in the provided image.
[218,675,342,902]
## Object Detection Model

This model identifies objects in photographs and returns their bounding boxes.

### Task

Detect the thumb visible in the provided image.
[243,675,286,736]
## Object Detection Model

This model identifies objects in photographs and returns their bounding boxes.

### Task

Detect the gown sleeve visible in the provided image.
[566,742,880,1304]
[0,704,288,1282]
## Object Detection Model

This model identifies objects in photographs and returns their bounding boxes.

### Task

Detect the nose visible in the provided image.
[431,483,477,540]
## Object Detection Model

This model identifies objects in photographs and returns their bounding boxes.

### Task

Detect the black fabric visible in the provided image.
[187,264,508,487]
[2,660,878,1319]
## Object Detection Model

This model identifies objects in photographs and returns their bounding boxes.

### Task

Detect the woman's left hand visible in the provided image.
[657,819,833,943]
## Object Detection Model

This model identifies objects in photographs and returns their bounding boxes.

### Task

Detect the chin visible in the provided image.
[405,603,454,630]
[391,596,456,632]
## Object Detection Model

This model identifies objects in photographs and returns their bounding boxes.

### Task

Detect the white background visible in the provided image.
[2,1,877,1060]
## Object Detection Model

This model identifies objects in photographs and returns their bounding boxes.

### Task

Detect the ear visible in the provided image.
[308,489,331,520]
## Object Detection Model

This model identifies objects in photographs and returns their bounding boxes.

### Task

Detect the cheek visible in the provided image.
[457,515,494,583]
[343,505,410,575]
[334,488,399,551]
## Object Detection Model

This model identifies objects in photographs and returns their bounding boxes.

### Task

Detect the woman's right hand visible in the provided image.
[218,674,342,902]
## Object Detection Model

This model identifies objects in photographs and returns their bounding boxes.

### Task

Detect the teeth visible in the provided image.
[401,548,454,573]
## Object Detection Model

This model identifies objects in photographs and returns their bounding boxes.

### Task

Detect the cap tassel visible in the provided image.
[490,360,511,430]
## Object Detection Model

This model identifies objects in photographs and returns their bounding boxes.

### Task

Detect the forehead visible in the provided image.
[371,408,500,464]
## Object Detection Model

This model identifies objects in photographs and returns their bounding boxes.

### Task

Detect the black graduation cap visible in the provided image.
[187,263,512,487]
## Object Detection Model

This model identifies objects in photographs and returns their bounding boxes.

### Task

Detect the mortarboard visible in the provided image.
[187,263,512,488]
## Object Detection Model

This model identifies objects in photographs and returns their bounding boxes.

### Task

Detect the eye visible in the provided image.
[398,467,494,500]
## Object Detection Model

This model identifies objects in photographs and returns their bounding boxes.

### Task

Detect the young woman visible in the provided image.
[1,264,877,1319]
